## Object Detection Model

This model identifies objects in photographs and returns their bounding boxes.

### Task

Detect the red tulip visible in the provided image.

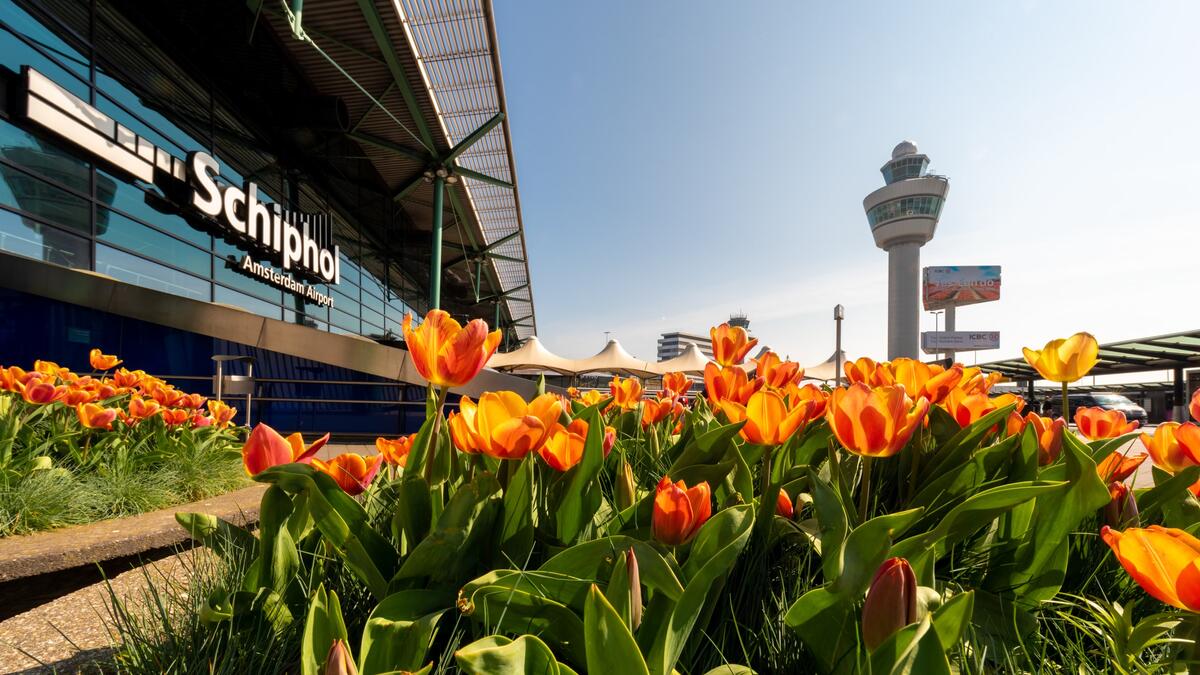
[862,557,918,650]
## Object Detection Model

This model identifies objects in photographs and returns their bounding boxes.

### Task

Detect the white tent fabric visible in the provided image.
[486,336,577,375]
[649,343,713,375]
[571,339,659,377]
[802,350,847,382]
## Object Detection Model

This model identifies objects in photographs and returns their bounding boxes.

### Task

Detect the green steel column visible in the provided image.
[429,175,445,309]
[494,301,501,333]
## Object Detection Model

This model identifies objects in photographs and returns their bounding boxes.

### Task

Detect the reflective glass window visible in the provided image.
[0,208,89,268]
[330,307,359,334]
[100,169,210,249]
[0,3,89,98]
[362,305,384,332]
[331,286,359,314]
[215,285,281,321]
[96,243,209,301]
[337,252,360,287]
[0,118,91,195]
[97,207,209,277]
[213,239,284,305]
[0,162,90,234]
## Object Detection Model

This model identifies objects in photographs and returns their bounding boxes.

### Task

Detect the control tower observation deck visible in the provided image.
[863,141,950,359]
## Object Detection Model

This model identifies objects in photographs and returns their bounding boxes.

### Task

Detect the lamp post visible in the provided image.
[834,304,844,387]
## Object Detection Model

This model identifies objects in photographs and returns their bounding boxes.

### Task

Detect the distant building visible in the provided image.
[657,332,714,362]
[729,312,750,331]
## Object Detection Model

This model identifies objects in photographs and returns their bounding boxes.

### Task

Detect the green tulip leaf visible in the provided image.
[868,616,951,675]
[667,419,746,474]
[499,454,535,564]
[391,474,433,555]
[454,635,576,675]
[557,408,607,544]
[930,590,974,651]
[175,511,258,563]
[540,536,684,602]
[458,585,586,665]
[808,468,849,582]
[585,584,650,675]
[783,586,858,674]
[301,584,348,675]
[358,589,449,675]
[831,508,924,599]
[394,471,501,584]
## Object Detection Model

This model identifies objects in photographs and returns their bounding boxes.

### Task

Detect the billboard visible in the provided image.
[921,331,1000,354]
[922,266,1001,310]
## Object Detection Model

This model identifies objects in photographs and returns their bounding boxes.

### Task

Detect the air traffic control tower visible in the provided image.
[864,141,950,359]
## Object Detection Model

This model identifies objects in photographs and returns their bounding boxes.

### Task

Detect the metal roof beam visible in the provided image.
[441,231,520,270]
[354,0,438,151]
[392,171,427,202]
[1101,345,1197,360]
[479,283,529,303]
[455,166,512,189]
[445,112,504,163]
[347,131,429,162]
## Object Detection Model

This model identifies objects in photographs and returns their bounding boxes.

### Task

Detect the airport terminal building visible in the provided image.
[0,0,537,437]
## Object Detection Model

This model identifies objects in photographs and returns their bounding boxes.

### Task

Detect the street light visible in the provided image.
[834,304,844,387]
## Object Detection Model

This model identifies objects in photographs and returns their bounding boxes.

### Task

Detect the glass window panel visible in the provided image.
[100,169,210,249]
[0,163,90,234]
[337,253,360,287]
[284,309,328,332]
[0,118,91,195]
[331,286,358,315]
[97,208,209,277]
[213,239,283,305]
[362,289,385,316]
[96,243,209,301]
[0,9,89,99]
[0,208,90,269]
[362,305,384,331]
[215,285,281,321]
[330,307,359,334]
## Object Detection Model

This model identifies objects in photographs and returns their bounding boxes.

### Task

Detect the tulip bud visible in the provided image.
[617,460,636,511]
[627,547,642,631]
[776,489,794,519]
[862,557,917,651]
[1105,482,1139,528]
[323,639,359,675]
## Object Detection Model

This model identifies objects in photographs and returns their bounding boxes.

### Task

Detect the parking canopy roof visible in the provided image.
[979,330,1200,379]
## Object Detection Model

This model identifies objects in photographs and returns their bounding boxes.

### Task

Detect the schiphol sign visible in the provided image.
[16,66,340,298]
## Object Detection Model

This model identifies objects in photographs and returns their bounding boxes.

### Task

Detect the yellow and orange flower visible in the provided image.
[719,390,813,446]
[63,387,96,406]
[540,419,588,471]
[704,362,764,408]
[1021,332,1099,383]
[959,368,1003,396]
[652,476,711,545]
[610,376,643,411]
[940,388,996,428]
[161,408,190,426]
[111,368,144,390]
[124,395,162,423]
[313,453,383,496]
[1075,407,1139,441]
[1097,451,1148,483]
[888,358,963,403]
[0,366,27,392]
[177,393,207,410]
[754,351,803,389]
[75,402,118,430]
[21,380,66,405]
[1023,412,1066,466]
[825,384,929,458]
[776,490,794,519]
[402,310,501,389]
[1101,525,1200,611]
[710,323,758,367]
[206,399,237,428]
[447,392,562,460]
[784,382,828,419]
[1141,423,1200,475]
[660,371,692,401]
[376,434,416,467]
[33,360,70,380]
[88,348,122,371]
[990,392,1026,414]
[242,423,330,476]
[577,389,606,407]
[1192,389,1200,423]
[641,397,677,428]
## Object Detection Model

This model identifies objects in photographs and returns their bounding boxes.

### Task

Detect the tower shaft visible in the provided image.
[887,242,921,359]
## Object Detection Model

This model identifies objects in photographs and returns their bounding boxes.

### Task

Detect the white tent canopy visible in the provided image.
[650,343,712,375]
[802,350,847,382]
[571,339,659,377]
[486,336,577,375]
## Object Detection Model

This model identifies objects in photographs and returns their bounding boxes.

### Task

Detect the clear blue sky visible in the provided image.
[493,1,1200,368]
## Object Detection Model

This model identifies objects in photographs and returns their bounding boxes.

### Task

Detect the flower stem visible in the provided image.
[1061,381,1069,423]
[859,457,873,524]
[423,386,449,484]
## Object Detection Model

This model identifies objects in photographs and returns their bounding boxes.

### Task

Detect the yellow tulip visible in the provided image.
[1021,332,1099,383]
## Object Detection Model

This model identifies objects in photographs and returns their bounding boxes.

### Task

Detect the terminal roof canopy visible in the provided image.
[979,330,1200,379]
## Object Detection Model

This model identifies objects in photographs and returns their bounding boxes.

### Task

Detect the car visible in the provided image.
[1042,392,1149,426]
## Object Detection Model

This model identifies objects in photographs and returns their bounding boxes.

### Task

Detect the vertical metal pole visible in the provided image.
[833,304,844,387]
[429,176,445,310]
[943,305,956,365]
[1174,366,1186,422]
[494,301,501,332]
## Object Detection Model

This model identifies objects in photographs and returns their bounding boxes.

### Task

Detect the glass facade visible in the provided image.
[881,156,929,184]
[866,195,945,229]
[0,0,423,339]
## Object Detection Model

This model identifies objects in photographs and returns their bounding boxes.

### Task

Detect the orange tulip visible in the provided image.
[825,384,930,458]
[111,368,144,390]
[88,348,122,371]
[33,360,70,380]
[1192,389,1200,423]
[161,408,190,426]
[641,397,676,428]
[1141,423,1200,474]
[402,310,500,389]
[21,380,66,405]
[126,395,161,420]
[784,382,828,420]
[454,391,562,460]
[242,423,329,476]
[888,358,963,403]
[610,376,643,411]
[540,419,588,471]
[959,368,1003,395]
[661,372,692,400]
[1005,410,1026,438]
[148,383,184,408]
[710,323,758,367]
[75,402,118,430]
[376,434,416,467]
[1023,412,1066,465]
[754,351,803,389]
[719,390,812,446]
[940,388,996,428]
[1101,525,1200,611]
[990,392,1026,414]
[652,476,711,545]
[1021,332,1099,383]
[176,393,207,409]
[844,357,890,387]
[207,399,238,427]
[1105,482,1138,528]
[313,453,383,496]
[1075,407,1139,441]
[0,366,25,392]
[579,390,606,407]
[1097,451,1148,483]
[63,387,96,406]
[776,490,794,519]
[190,413,213,428]
[704,362,764,407]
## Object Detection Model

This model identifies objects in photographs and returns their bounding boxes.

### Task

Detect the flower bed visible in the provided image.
[0,350,247,536]
[105,314,1200,673]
